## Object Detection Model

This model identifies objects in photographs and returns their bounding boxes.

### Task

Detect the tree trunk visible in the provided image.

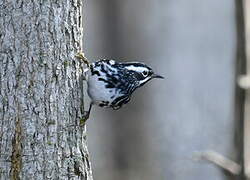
[0,1,93,179]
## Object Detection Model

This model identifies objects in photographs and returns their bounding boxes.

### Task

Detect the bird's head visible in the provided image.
[124,62,164,87]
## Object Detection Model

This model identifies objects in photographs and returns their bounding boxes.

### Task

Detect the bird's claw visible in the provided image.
[79,111,90,126]
[75,52,90,67]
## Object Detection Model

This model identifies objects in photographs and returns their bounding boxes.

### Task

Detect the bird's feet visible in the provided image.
[79,103,93,126]
[75,52,90,67]
[79,111,90,126]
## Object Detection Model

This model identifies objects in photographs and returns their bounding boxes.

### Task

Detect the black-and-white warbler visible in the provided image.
[76,52,164,120]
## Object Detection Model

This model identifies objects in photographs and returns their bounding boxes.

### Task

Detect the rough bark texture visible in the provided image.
[0,1,93,179]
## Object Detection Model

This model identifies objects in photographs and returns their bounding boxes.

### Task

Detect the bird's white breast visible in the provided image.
[87,76,113,104]
[86,63,118,105]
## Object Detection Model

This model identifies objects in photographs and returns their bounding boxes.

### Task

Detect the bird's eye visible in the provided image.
[142,70,148,77]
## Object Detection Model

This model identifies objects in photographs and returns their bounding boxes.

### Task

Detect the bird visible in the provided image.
[76,52,164,121]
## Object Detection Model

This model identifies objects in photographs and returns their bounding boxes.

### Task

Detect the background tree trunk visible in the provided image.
[0,1,93,179]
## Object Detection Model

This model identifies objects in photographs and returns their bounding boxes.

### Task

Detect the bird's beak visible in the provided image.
[152,74,164,79]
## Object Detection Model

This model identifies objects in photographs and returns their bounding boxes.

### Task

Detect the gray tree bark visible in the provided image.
[0,1,93,180]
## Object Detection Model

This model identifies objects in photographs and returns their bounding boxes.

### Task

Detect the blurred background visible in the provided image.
[84,0,246,180]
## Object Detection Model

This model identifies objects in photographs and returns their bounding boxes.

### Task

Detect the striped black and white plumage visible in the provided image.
[86,59,164,112]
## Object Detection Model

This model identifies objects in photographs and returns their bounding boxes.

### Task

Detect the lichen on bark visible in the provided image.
[10,116,22,180]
